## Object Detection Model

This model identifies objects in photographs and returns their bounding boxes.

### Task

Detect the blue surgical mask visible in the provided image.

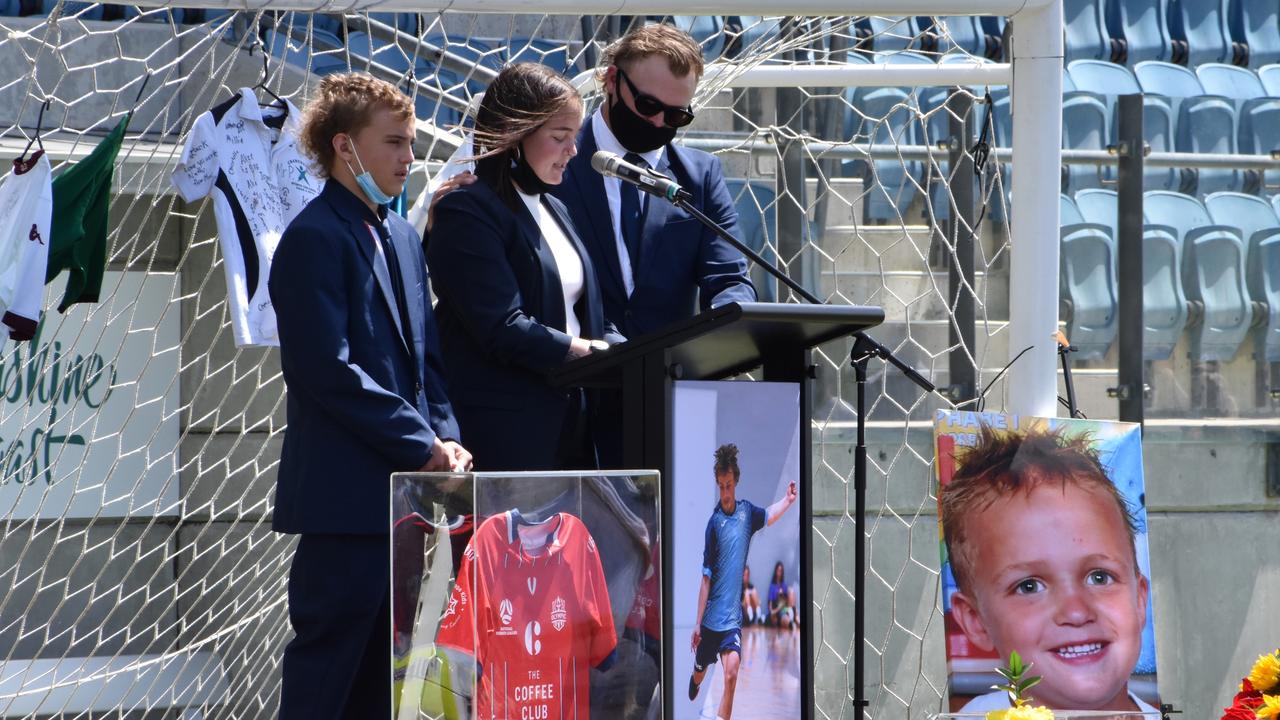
[345,141,396,206]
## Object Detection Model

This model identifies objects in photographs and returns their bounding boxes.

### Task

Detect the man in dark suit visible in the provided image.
[268,73,470,720]
[552,23,756,340]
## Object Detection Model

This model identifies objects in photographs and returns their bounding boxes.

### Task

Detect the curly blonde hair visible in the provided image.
[300,72,414,177]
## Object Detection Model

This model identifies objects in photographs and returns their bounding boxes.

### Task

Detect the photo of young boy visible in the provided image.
[934,411,1160,713]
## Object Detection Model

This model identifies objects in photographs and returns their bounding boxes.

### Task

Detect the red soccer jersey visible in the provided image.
[437,510,617,720]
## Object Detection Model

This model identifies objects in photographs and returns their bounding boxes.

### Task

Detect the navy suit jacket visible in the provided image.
[552,122,756,339]
[269,180,459,535]
[427,178,623,472]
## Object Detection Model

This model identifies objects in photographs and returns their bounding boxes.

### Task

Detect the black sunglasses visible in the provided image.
[615,66,696,128]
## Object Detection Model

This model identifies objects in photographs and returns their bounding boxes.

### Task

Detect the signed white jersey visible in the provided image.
[0,151,52,340]
[171,88,321,346]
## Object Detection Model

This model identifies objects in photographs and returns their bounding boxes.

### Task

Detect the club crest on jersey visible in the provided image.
[551,596,567,631]
[526,577,537,595]
[497,598,516,636]
[28,224,43,245]
[523,620,542,656]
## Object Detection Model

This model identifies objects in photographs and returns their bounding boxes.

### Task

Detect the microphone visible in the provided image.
[591,151,690,202]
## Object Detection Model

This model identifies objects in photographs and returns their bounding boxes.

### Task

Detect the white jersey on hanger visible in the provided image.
[171,88,321,347]
[0,150,52,340]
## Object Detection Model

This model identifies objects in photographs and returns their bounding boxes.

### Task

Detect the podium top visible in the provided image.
[553,301,884,386]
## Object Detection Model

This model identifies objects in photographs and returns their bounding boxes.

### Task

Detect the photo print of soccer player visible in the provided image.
[934,411,1160,714]
[390,470,660,720]
[672,381,803,720]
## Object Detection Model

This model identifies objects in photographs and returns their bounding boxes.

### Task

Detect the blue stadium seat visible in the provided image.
[1135,60,1240,193]
[980,16,1007,59]
[1059,194,1120,358]
[724,178,778,302]
[1062,86,1111,192]
[729,16,782,57]
[267,28,348,76]
[1068,60,1177,189]
[1258,63,1280,95]
[0,0,18,13]
[1064,0,1113,61]
[1230,0,1280,67]
[857,16,922,53]
[1196,63,1280,191]
[844,51,931,224]
[1075,188,1119,236]
[347,31,414,76]
[1146,190,1250,361]
[1106,0,1173,63]
[923,16,985,55]
[1168,0,1232,65]
[921,56,1009,222]
[506,37,575,74]
[666,16,726,60]
[1205,191,1280,361]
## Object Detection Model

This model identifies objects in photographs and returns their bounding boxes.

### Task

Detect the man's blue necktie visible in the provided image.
[618,152,646,278]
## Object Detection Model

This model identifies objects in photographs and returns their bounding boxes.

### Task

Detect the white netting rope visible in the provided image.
[0,10,1011,718]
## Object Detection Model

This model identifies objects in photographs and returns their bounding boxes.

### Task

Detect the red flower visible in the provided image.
[1221,704,1257,720]
[1235,680,1265,710]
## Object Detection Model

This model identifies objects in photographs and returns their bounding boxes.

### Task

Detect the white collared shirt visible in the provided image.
[590,108,665,296]
[517,189,584,339]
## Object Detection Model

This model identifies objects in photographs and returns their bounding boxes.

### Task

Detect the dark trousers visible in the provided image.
[279,534,391,720]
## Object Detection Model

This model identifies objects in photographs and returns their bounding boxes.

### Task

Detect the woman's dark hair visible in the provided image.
[772,561,785,584]
[470,62,580,211]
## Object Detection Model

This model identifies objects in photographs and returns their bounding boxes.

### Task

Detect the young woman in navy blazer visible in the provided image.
[427,63,625,472]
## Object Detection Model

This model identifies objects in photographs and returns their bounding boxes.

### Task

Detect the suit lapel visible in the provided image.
[345,211,412,360]
[513,196,566,332]
[636,149,674,280]
[570,127,627,299]
[389,224,423,367]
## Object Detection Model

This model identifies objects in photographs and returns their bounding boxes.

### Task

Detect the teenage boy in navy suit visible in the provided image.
[269,73,471,720]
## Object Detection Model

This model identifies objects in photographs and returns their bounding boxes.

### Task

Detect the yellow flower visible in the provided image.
[1249,651,1280,694]
[1256,694,1280,720]
[986,706,1055,720]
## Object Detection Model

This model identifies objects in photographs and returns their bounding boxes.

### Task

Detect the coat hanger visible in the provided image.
[247,40,288,129]
[20,97,52,161]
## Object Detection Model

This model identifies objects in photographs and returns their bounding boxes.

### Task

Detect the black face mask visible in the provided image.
[509,146,554,195]
[608,83,678,154]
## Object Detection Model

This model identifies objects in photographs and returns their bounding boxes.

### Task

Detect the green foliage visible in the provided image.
[992,651,1043,707]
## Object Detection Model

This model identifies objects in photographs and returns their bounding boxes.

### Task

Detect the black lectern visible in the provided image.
[553,301,884,720]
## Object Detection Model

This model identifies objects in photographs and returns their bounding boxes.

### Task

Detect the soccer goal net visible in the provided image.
[0,5,1059,718]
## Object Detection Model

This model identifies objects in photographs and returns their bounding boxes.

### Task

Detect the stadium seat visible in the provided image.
[1075,188,1120,237]
[856,16,921,53]
[844,51,931,224]
[1258,63,1280,95]
[1134,60,1240,193]
[1106,0,1173,64]
[1205,191,1280,361]
[666,16,726,60]
[347,31,414,76]
[1064,0,1113,61]
[1059,194,1120,359]
[120,5,182,22]
[1168,0,1232,65]
[724,178,779,302]
[1068,60,1178,189]
[506,36,575,74]
[1062,84,1112,192]
[923,16,985,55]
[1196,63,1280,191]
[267,28,348,76]
[1146,190,1251,361]
[1230,0,1280,67]
[727,16,782,57]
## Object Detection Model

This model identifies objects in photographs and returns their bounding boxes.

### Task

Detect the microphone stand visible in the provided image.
[669,192,936,714]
